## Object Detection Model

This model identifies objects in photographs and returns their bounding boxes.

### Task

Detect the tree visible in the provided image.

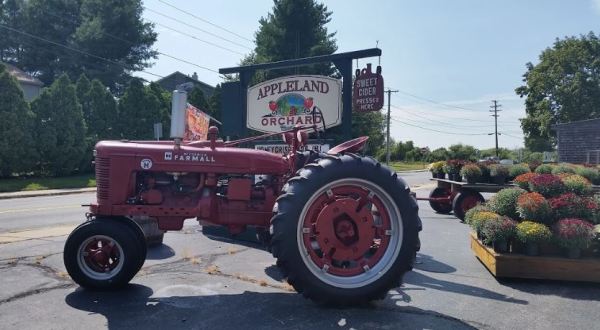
[425,147,449,162]
[118,79,162,140]
[516,32,600,151]
[31,74,87,176]
[86,79,118,140]
[1,0,157,90]
[148,82,171,139]
[448,144,478,161]
[208,84,222,122]
[250,0,337,80]
[188,85,209,112]
[0,63,37,177]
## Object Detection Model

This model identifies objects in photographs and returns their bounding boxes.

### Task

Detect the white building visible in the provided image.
[3,63,44,102]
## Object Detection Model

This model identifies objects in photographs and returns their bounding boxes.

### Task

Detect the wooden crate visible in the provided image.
[470,232,600,283]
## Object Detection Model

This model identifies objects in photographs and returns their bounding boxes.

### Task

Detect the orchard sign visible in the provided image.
[247,75,342,133]
[353,63,384,112]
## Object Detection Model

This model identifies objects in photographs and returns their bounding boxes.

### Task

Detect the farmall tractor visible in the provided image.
[63,91,422,305]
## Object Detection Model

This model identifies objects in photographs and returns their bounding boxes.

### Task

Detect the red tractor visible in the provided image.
[63,96,421,305]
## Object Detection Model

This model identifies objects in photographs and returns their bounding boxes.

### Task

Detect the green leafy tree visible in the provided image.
[208,84,222,122]
[516,32,600,151]
[188,85,209,111]
[0,63,37,176]
[31,74,87,176]
[87,79,118,140]
[448,144,478,161]
[118,79,162,140]
[148,82,171,139]
[1,0,157,90]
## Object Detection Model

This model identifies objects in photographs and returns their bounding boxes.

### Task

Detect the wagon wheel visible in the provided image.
[428,187,453,214]
[452,190,485,221]
[270,155,421,305]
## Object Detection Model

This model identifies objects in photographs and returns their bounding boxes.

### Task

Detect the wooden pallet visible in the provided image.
[470,232,600,283]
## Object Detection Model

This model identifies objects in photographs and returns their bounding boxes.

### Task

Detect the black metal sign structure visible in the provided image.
[218,48,382,140]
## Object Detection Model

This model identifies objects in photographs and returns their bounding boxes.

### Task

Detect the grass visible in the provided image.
[389,161,429,172]
[0,174,96,193]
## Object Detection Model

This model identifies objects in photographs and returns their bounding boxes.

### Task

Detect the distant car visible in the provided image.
[499,159,514,165]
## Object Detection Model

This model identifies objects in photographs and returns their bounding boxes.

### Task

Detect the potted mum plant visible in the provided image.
[488,187,526,220]
[444,160,464,182]
[514,172,536,190]
[481,216,517,253]
[548,193,598,223]
[489,164,509,185]
[467,211,501,241]
[460,163,482,184]
[561,174,593,196]
[516,192,553,224]
[516,221,552,256]
[553,218,595,259]
[508,164,530,181]
[529,174,565,198]
[430,161,446,179]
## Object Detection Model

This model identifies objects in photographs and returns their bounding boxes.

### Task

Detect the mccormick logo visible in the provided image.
[261,93,323,130]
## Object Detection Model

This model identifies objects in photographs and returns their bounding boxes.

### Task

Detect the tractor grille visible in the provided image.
[95,157,110,201]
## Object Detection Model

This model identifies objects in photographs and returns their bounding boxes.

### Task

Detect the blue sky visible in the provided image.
[139,0,600,150]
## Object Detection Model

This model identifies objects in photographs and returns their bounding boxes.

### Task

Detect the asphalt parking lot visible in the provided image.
[1,183,599,329]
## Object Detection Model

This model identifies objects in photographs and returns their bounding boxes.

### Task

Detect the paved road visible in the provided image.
[2,171,598,329]
[0,171,432,233]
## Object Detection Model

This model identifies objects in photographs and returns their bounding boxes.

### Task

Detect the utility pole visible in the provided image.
[489,100,502,158]
[385,89,398,165]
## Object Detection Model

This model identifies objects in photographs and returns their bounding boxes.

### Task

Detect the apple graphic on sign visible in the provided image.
[303,97,313,110]
[268,101,278,114]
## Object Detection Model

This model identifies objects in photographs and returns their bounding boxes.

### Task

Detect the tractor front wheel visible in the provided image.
[64,218,146,290]
[270,155,421,305]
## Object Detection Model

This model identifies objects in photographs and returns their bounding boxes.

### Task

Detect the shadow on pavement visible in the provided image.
[146,244,175,260]
[497,278,600,301]
[404,271,528,305]
[65,284,477,329]
[414,253,457,274]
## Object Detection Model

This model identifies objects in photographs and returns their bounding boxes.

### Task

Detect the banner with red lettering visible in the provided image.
[184,103,210,141]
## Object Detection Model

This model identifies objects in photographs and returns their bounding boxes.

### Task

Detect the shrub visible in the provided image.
[516,221,552,244]
[516,192,552,224]
[553,218,595,250]
[464,205,492,226]
[489,164,509,178]
[561,174,593,195]
[488,188,526,219]
[460,163,482,182]
[575,166,600,185]
[528,160,542,172]
[468,211,501,233]
[481,216,517,245]
[548,193,598,223]
[514,172,536,190]
[534,164,554,174]
[529,174,565,197]
[430,161,445,174]
[508,164,530,180]
[551,163,576,175]
[443,159,464,174]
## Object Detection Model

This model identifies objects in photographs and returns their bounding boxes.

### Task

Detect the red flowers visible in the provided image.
[529,174,565,197]
[553,218,595,249]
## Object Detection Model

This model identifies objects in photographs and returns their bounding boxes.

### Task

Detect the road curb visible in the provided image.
[0,188,96,200]
[396,169,429,173]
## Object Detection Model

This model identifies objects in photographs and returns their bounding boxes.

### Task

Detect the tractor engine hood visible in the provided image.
[94,140,289,175]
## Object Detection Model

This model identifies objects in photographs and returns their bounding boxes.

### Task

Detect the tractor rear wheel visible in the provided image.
[64,218,146,290]
[270,154,421,305]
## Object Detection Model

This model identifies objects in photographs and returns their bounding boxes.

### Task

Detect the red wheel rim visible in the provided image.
[300,184,393,277]
[77,235,124,280]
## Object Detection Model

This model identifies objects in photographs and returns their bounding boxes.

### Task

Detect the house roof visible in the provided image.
[2,62,44,87]
[552,117,600,129]
[156,71,214,90]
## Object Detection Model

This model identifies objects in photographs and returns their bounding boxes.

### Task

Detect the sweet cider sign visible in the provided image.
[247,75,342,133]
[353,63,384,112]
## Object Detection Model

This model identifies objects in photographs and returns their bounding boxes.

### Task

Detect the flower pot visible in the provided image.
[450,174,462,182]
[436,173,446,179]
[466,177,478,184]
[491,175,506,185]
[493,240,508,253]
[524,242,539,256]
[566,247,581,259]
[431,172,436,178]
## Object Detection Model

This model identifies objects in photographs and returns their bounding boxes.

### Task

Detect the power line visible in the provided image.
[41,10,225,76]
[156,0,254,43]
[395,89,481,112]
[391,117,491,136]
[144,6,253,51]
[0,24,164,78]
[392,104,496,128]
[152,21,245,56]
